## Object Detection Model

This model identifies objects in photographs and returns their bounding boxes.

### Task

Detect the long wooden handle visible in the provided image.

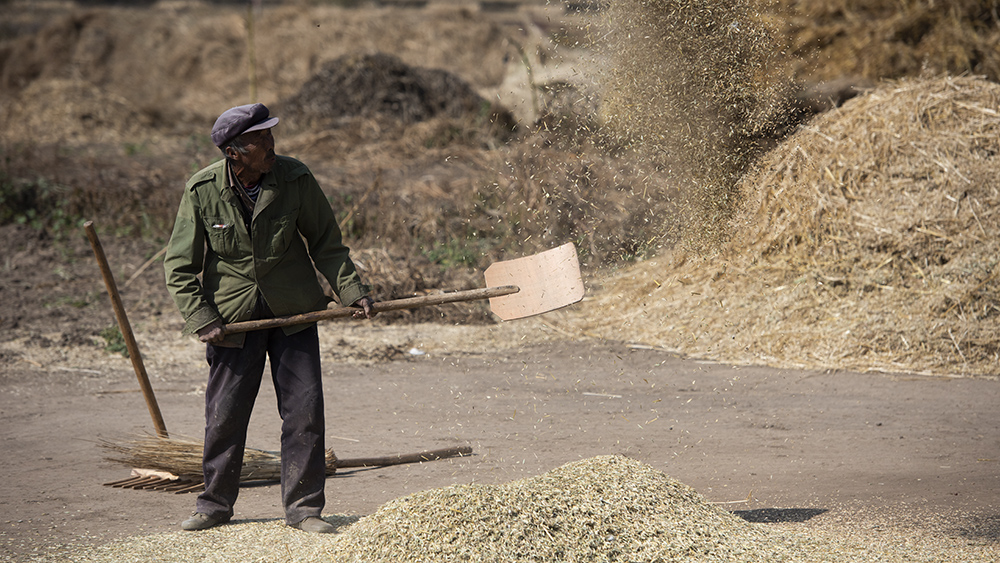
[84,221,169,438]
[223,285,519,334]
[335,446,473,468]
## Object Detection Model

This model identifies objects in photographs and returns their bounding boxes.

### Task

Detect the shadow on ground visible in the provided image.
[956,514,1000,542]
[733,508,828,523]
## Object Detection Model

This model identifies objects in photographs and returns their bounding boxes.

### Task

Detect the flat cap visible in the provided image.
[211,103,279,147]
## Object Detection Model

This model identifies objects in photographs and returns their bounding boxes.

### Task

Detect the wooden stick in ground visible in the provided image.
[224,286,519,334]
[83,221,169,438]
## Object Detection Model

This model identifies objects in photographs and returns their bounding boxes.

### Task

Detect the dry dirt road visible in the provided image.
[2,320,998,561]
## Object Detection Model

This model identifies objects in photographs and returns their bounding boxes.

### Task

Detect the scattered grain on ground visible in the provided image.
[27,456,997,562]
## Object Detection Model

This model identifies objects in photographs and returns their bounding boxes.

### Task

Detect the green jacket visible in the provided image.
[164,155,370,347]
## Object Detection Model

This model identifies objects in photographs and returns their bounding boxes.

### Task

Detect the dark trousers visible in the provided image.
[196,325,326,525]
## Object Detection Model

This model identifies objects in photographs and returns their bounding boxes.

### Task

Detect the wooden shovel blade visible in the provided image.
[484,242,585,320]
[222,243,583,333]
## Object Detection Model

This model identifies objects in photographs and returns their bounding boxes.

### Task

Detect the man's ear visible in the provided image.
[224,146,238,160]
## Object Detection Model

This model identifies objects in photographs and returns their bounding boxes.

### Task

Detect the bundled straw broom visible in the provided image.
[101,435,319,482]
[101,434,472,488]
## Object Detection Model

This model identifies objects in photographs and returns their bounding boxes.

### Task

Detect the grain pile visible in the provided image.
[328,455,768,562]
[30,456,996,562]
[572,75,1000,377]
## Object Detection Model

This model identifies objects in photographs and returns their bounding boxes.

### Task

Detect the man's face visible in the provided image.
[231,128,276,178]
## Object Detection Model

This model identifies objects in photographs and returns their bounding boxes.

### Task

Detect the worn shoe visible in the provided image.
[181,512,230,531]
[291,516,336,534]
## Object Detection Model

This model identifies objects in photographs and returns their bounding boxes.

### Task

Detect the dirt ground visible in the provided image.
[0,230,998,560]
[3,317,1000,561]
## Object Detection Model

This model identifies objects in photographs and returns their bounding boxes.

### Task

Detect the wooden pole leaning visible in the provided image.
[84,221,169,438]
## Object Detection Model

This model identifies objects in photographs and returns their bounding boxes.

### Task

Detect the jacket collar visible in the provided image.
[220,159,279,219]
[218,162,240,207]
[252,161,280,220]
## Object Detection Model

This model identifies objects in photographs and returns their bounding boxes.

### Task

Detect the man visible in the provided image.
[164,103,376,534]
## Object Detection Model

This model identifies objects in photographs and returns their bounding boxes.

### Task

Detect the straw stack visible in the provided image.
[573,75,1000,377]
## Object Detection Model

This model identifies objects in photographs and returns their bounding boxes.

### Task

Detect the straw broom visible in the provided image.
[101,434,472,492]
[101,435,300,483]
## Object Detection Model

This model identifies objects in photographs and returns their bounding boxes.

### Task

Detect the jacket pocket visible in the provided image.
[269,210,298,256]
[204,217,240,258]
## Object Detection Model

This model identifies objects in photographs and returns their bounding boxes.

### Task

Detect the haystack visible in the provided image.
[0,78,149,145]
[573,75,1000,378]
[775,0,1000,83]
[280,52,515,137]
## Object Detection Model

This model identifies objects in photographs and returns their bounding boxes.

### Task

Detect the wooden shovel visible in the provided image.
[85,224,585,489]
[223,242,585,334]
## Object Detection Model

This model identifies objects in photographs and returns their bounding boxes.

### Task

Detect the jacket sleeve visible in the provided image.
[295,170,371,306]
[163,186,222,335]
